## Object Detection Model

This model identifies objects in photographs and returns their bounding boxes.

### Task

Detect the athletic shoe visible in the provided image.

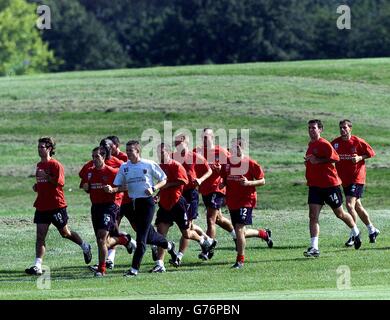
[149,264,166,273]
[124,269,137,277]
[151,245,158,261]
[25,266,43,276]
[167,241,178,263]
[106,260,114,270]
[369,229,380,243]
[94,271,106,277]
[198,252,208,261]
[169,256,182,268]
[345,236,355,247]
[303,247,320,257]
[88,264,99,272]
[265,229,273,248]
[354,233,362,249]
[125,235,137,254]
[83,243,92,264]
[231,262,244,269]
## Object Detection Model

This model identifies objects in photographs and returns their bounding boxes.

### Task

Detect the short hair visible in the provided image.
[339,119,352,128]
[106,135,120,147]
[92,146,107,160]
[38,137,56,156]
[308,119,323,130]
[175,133,188,144]
[99,138,113,159]
[126,140,141,153]
[159,142,171,152]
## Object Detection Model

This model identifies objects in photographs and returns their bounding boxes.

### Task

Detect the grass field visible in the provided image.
[0,58,390,300]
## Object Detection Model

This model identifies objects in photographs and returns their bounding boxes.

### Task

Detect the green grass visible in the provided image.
[1,58,390,299]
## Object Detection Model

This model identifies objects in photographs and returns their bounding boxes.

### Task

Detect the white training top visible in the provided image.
[113,158,167,199]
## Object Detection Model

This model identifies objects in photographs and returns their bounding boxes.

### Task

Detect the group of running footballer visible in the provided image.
[25,120,379,277]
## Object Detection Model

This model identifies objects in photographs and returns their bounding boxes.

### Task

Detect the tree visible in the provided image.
[29,0,128,71]
[0,0,56,76]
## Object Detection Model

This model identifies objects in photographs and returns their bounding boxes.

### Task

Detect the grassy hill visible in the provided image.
[0,58,389,300]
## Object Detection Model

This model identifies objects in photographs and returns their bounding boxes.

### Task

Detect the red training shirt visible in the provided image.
[159,160,189,210]
[87,165,122,206]
[331,135,375,186]
[193,145,229,196]
[34,158,67,211]
[172,150,210,191]
[305,137,341,188]
[221,156,264,210]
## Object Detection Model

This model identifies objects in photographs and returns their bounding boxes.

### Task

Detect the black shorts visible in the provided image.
[229,207,253,226]
[308,186,343,209]
[119,202,136,224]
[183,189,199,220]
[202,192,225,209]
[343,184,364,199]
[156,196,190,230]
[34,207,68,230]
[91,203,118,234]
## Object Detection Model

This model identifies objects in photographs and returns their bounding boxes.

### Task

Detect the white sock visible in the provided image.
[167,242,172,251]
[34,258,42,268]
[310,237,319,250]
[351,226,360,237]
[131,239,137,248]
[199,236,205,245]
[230,230,237,240]
[156,260,164,267]
[177,252,184,260]
[107,249,116,262]
[80,241,89,253]
[366,224,375,234]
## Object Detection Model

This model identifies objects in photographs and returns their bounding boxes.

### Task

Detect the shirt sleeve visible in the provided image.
[113,165,125,187]
[152,162,167,182]
[251,160,264,180]
[359,138,376,158]
[53,161,65,187]
[323,141,340,162]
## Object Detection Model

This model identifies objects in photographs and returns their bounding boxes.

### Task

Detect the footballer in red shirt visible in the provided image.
[221,138,272,269]
[332,119,379,246]
[193,128,236,260]
[82,147,135,277]
[173,133,213,265]
[303,120,361,258]
[78,138,126,269]
[151,143,216,272]
[25,137,92,276]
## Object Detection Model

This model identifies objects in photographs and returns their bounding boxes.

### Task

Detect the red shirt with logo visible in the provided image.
[305,137,341,188]
[79,156,124,202]
[193,145,230,196]
[159,160,189,210]
[331,135,375,186]
[87,165,122,206]
[172,150,210,191]
[34,159,67,211]
[221,156,264,210]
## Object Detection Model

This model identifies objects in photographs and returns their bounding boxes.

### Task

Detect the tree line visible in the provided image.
[1,0,389,75]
